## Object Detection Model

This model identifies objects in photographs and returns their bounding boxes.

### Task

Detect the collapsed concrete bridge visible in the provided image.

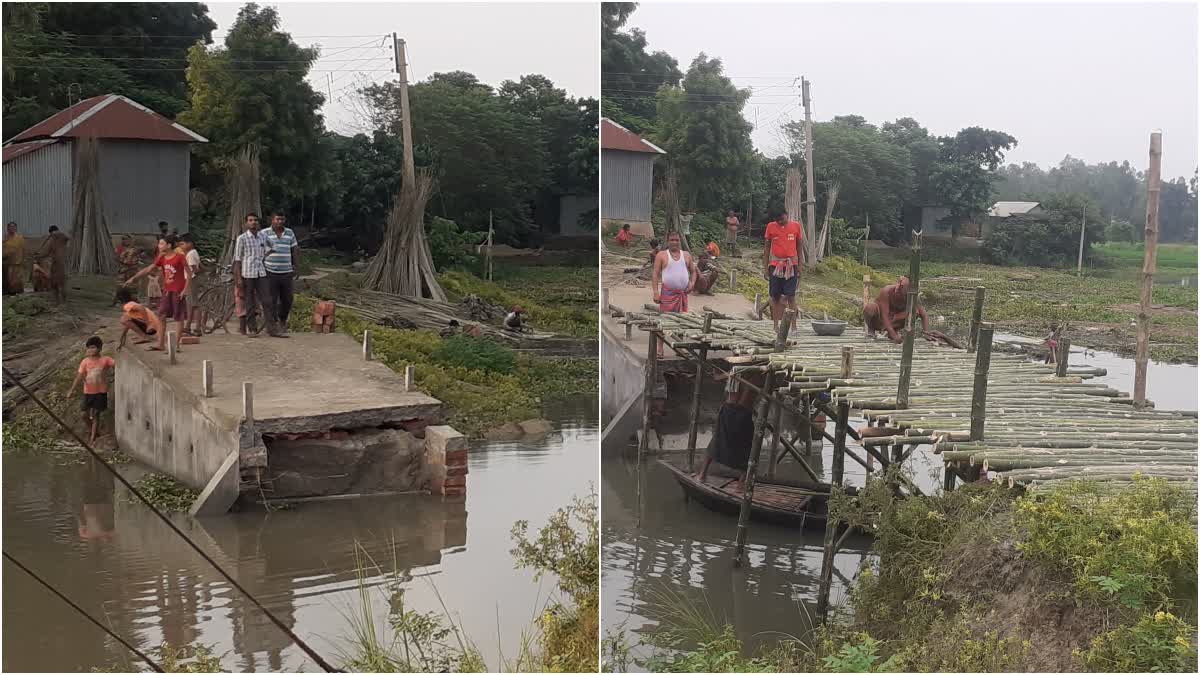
[114,332,468,515]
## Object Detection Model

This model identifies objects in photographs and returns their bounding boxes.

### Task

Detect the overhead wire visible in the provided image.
[3,551,165,673]
[0,366,342,673]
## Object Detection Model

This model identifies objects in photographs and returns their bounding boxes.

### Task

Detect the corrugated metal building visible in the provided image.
[601,118,664,237]
[2,94,207,237]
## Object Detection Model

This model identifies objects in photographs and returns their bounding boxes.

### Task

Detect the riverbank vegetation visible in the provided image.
[343,493,598,672]
[634,476,1197,673]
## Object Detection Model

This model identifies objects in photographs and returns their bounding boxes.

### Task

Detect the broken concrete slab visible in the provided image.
[262,428,424,499]
[189,449,241,517]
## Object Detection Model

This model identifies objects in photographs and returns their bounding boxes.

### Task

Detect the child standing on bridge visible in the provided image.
[67,336,115,446]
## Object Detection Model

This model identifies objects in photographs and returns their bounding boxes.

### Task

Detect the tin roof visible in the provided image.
[601,118,666,154]
[2,139,62,164]
[988,201,1042,217]
[7,94,208,144]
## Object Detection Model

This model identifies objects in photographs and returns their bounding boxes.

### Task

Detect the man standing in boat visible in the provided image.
[863,275,929,344]
[695,369,765,492]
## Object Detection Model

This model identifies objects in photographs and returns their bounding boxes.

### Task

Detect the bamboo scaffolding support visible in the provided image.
[734,369,775,567]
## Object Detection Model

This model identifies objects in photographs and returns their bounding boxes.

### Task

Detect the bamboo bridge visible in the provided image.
[637,310,1198,492]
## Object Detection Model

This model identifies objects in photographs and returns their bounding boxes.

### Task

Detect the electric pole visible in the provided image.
[393,33,415,188]
[801,77,817,265]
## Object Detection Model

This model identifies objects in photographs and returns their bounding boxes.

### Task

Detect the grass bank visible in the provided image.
[631,475,1197,673]
[289,293,595,437]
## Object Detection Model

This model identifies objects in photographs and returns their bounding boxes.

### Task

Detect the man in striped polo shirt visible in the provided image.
[263,210,301,334]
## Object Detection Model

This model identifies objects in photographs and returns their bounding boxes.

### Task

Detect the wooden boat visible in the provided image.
[657,460,855,530]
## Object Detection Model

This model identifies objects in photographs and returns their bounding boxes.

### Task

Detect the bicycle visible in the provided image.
[195,263,236,334]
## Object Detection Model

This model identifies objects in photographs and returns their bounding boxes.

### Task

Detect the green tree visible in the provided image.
[601,1,681,135]
[932,126,1018,231]
[362,71,550,245]
[179,3,325,213]
[984,192,1106,267]
[2,2,215,136]
[653,54,755,211]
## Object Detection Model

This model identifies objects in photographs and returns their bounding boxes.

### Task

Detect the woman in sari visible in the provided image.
[3,222,26,295]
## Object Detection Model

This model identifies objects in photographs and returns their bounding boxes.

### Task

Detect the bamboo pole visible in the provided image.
[1055,338,1071,378]
[767,400,783,479]
[970,323,994,441]
[686,314,713,471]
[734,368,775,567]
[638,332,658,460]
[817,399,850,620]
[897,289,918,408]
[968,287,985,352]
[1135,131,1162,407]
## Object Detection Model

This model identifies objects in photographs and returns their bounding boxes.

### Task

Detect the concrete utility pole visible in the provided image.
[801,77,817,265]
[1134,131,1162,407]
[393,33,415,188]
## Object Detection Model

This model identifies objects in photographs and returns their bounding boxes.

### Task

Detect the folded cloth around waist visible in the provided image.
[707,402,755,470]
[659,287,689,313]
[770,257,796,279]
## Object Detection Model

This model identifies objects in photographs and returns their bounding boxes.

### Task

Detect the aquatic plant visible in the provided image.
[128,474,199,513]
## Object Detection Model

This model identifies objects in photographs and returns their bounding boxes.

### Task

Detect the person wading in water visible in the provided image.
[695,370,765,492]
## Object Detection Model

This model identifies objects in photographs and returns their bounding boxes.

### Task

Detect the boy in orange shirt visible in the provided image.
[115,287,164,351]
[67,336,115,445]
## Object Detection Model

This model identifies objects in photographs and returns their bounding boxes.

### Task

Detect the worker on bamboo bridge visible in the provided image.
[763,209,802,332]
[695,370,765,492]
[863,275,929,344]
[652,231,695,313]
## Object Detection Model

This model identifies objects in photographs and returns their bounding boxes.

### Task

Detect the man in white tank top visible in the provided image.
[652,231,695,314]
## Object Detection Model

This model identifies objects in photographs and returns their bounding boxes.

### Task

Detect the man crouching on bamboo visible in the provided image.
[863,275,928,344]
[695,369,765,492]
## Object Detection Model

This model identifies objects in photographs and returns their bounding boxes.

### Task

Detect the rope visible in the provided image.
[3,551,165,672]
[1,366,341,672]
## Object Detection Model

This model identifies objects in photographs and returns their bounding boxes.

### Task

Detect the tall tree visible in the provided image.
[362,71,551,245]
[932,126,1018,229]
[179,3,325,213]
[2,2,215,136]
[601,1,681,135]
[653,54,755,211]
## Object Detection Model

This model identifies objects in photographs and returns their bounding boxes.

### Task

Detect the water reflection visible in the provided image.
[3,398,597,672]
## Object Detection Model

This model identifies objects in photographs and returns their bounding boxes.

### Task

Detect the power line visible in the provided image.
[10,54,390,64]
[0,367,342,674]
[4,64,392,74]
[4,551,166,673]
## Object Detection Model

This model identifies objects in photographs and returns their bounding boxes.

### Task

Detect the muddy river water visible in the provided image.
[601,340,1196,670]
[3,397,597,672]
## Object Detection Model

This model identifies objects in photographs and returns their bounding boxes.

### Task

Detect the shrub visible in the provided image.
[1079,611,1197,672]
[1014,476,1197,612]
[822,634,901,673]
[427,217,484,270]
[984,209,1106,267]
[1105,218,1137,243]
[432,335,517,374]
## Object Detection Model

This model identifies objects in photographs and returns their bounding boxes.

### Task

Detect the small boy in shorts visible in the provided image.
[67,336,115,445]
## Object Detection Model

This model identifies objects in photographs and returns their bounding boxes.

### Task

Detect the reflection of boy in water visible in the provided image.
[78,457,116,542]
[695,370,765,492]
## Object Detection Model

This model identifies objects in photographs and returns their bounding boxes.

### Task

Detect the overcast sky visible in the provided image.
[624,0,1198,178]
[206,1,599,135]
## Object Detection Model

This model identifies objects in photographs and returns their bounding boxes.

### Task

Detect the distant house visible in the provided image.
[982,201,1044,237]
[988,201,1043,218]
[2,94,207,238]
[601,118,665,236]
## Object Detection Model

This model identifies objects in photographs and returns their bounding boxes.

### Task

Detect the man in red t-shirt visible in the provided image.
[125,236,191,352]
[763,209,803,331]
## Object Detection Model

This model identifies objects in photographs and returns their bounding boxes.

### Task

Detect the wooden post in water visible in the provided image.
[968,287,985,352]
[970,323,995,442]
[1055,338,1071,378]
[896,290,918,408]
[734,368,774,568]
[1134,131,1162,408]
[816,399,851,620]
[766,400,784,478]
[686,313,713,471]
[636,331,659,527]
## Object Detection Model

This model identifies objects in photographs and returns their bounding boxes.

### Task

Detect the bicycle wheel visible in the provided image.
[196,286,227,334]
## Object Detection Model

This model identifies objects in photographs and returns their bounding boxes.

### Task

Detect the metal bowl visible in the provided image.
[811,320,847,336]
